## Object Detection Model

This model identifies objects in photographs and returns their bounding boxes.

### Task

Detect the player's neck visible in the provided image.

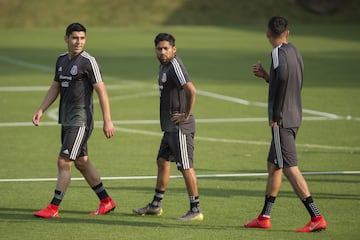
[68,52,81,60]
[271,38,288,48]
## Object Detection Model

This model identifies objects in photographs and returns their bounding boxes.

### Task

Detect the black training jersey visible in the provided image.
[268,43,303,128]
[158,55,195,133]
[54,51,103,127]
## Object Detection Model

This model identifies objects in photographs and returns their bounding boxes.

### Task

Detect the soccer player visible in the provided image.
[133,33,203,221]
[32,23,116,218]
[244,16,327,232]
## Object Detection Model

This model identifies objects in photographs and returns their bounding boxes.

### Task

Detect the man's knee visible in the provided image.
[157,158,169,168]
[74,156,89,171]
[57,157,73,170]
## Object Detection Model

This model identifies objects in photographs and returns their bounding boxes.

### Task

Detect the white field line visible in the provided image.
[0,54,355,120]
[0,83,345,120]
[0,115,351,127]
[196,90,342,119]
[0,115,344,127]
[0,54,347,120]
[0,55,53,72]
[0,171,359,183]
[1,121,358,151]
[1,87,350,120]
[113,126,360,152]
[1,56,359,151]
[0,84,145,92]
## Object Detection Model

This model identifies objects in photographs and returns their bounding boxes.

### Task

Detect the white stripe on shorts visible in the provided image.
[273,127,284,168]
[178,129,190,169]
[70,126,86,160]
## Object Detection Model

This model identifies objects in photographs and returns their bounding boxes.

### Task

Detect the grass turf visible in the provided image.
[0,25,359,240]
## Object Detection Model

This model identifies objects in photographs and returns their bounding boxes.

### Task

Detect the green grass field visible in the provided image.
[0,24,359,240]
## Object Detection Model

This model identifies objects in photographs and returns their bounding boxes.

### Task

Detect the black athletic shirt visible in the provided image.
[158,55,195,133]
[268,43,303,128]
[54,51,103,127]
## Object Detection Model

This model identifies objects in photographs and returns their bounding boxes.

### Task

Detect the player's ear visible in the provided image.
[266,30,271,39]
[64,35,68,44]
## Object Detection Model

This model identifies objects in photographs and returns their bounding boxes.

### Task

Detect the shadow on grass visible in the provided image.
[64,169,360,202]
[0,207,303,235]
[0,207,249,231]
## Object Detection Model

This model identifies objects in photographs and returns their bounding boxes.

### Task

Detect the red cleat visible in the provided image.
[244,215,271,229]
[34,204,59,218]
[90,197,116,215]
[296,216,327,233]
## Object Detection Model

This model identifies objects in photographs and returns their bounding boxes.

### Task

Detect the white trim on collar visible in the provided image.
[271,43,283,69]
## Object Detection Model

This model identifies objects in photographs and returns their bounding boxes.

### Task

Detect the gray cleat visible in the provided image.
[133,203,163,216]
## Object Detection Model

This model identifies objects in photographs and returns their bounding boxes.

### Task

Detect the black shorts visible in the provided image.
[267,127,298,168]
[157,129,194,170]
[59,125,92,160]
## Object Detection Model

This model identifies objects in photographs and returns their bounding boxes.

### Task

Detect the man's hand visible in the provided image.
[32,110,43,126]
[171,112,187,124]
[270,121,279,128]
[252,62,269,82]
[103,120,115,139]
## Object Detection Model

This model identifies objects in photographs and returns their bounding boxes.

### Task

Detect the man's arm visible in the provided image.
[272,52,288,127]
[171,81,196,124]
[32,81,60,126]
[252,63,270,82]
[183,81,196,120]
[93,82,115,138]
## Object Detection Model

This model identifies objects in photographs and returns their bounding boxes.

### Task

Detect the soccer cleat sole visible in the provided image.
[132,208,163,216]
[177,212,204,221]
[34,213,59,218]
[90,206,116,216]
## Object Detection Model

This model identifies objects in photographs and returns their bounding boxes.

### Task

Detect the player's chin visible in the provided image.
[160,58,169,64]
[72,48,83,54]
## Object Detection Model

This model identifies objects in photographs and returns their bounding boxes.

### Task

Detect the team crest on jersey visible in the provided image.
[70,65,78,75]
[161,73,167,83]
[58,66,62,72]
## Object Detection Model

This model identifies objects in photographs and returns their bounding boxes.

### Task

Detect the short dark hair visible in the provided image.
[268,16,288,37]
[65,22,86,36]
[154,33,175,47]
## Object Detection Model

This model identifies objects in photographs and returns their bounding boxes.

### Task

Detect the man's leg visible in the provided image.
[283,166,327,232]
[151,158,171,206]
[74,156,100,187]
[261,162,282,217]
[177,167,203,221]
[53,157,73,203]
[265,162,282,197]
[155,158,171,192]
[75,156,115,215]
[283,166,310,199]
[33,157,72,218]
[132,158,169,216]
[244,162,282,228]
[181,168,198,197]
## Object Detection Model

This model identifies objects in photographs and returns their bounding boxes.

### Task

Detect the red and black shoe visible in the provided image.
[244,215,271,229]
[90,197,116,215]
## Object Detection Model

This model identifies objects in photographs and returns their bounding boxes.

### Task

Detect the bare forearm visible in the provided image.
[96,85,112,122]
[32,81,59,126]
[184,82,196,119]
[94,82,115,138]
[252,63,269,82]
[38,81,59,112]
[186,92,195,118]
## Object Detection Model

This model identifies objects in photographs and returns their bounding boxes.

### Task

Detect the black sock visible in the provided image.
[50,189,65,206]
[152,189,165,206]
[302,196,321,217]
[92,182,109,200]
[260,195,276,216]
[189,196,200,212]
